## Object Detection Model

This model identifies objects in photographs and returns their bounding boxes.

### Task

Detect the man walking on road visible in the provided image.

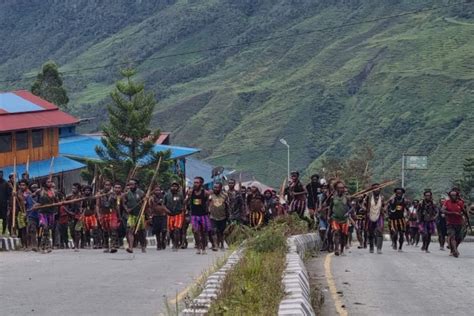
[329,181,350,256]
[123,179,146,253]
[150,186,168,251]
[208,183,228,251]
[442,190,465,257]
[437,197,448,250]
[387,188,409,252]
[364,183,385,254]
[226,179,243,224]
[164,182,185,251]
[417,190,438,253]
[187,177,211,255]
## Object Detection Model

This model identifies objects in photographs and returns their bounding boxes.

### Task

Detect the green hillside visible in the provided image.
[1,0,473,196]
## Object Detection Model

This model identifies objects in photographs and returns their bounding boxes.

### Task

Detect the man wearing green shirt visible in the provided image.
[329,181,351,256]
[208,183,228,251]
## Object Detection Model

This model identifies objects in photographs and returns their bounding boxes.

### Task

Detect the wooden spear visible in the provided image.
[32,193,109,210]
[133,157,162,235]
[350,179,397,198]
[48,157,55,182]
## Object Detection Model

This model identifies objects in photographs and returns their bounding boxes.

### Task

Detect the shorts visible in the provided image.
[127,214,145,230]
[319,218,328,231]
[437,219,447,237]
[367,218,384,235]
[17,212,27,230]
[39,213,55,229]
[83,215,98,231]
[331,220,349,235]
[152,215,167,234]
[249,211,265,227]
[211,218,227,234]
[168,213,185,231]
[447,224,463,243]
[100,212,119,231]
[419,221,436,235]
[289,199,307,217]
[355,219,366,231]
[389,218,406,233]
[191,215,211,232]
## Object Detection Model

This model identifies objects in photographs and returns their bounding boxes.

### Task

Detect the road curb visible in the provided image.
[181,248,244,316]
[0,236,194,251]
[383,234,474,243]
[278,233,320,316]
[0,237,21,251]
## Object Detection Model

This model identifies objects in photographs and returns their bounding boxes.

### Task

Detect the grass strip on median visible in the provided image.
[208,215,308,315]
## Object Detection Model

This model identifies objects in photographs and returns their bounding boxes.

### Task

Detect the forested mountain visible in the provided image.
[1,0,473,195]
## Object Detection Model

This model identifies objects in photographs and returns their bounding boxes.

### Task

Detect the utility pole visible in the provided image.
[401,153,405,188]
[280,138,290,181]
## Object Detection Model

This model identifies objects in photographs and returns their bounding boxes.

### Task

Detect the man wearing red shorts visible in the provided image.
[97,180,119,253]
[329,181,350,256]
[164,182,185,251]
[81,185,99,249]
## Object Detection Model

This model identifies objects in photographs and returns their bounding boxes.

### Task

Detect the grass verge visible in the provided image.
[208,215,308,315]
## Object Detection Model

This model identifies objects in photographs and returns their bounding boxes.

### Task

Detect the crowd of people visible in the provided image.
[304,174,473,258]
[0,169,472,258]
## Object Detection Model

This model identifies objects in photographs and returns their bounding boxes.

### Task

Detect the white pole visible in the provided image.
[287,144,290,182]
[401,153,405,188]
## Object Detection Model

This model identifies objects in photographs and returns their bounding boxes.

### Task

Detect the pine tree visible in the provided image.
[92,68,175,187]
[456,157,474,200]
[31,61,69,109]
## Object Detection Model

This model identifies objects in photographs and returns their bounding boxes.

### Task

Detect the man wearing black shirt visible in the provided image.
[0,170,10,235]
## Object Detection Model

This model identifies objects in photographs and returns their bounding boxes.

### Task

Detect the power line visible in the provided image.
[0,0,470,84]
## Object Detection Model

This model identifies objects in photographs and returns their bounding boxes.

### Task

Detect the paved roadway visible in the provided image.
[0,246,225,316]
[309,242,474,316]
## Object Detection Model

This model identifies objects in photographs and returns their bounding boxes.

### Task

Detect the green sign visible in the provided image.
[405,156,428,170]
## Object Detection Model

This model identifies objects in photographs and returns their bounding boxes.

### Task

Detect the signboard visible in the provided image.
[405,156,428,170]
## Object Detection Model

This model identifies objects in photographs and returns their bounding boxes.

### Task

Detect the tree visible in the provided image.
[455,157,474,201]
[89,68,175,187]
[31,61,69,109]
[318,144,375,193]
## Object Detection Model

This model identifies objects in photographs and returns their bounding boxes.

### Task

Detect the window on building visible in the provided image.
[32,129,44,148]
[15,131,29,150]
[0,133,12,153]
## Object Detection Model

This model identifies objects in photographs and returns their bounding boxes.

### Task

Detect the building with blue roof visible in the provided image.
[59,135,200,161]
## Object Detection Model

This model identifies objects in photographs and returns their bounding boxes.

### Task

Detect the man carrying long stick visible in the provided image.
[123,179,146,253]
[186,176,211,255]
[37,179,59,253]
[364,183,386,254]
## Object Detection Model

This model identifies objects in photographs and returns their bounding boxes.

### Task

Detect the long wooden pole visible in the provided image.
[32,193,109,210]
[350,179,397,198]
[48,157,55,182]
[11,157,17,231]
[134,157,162,235]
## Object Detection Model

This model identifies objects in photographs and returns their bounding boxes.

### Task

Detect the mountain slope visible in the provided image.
[1,0,473,195]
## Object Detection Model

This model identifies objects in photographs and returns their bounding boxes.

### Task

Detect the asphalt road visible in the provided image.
[309,242,474,316]
[0,245,225,316]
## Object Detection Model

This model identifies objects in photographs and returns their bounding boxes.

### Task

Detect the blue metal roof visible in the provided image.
[59,135,200,160]
[185,158,234,186]
[1,156,86,180]
[0,92,43,113]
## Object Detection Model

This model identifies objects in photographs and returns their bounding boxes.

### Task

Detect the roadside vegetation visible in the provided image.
[208,215,307,315]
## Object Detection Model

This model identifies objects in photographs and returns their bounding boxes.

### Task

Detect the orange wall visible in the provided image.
[0,128,58,167]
